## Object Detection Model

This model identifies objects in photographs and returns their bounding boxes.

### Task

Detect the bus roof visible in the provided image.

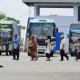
[29,18,55,23]
[0,20,15,24]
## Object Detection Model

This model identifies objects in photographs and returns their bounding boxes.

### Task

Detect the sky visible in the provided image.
[0,0,73,26]
[0,0,29,26]
[0,0,73,39]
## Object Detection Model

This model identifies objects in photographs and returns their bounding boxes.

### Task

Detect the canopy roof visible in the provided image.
[22,0,80,6]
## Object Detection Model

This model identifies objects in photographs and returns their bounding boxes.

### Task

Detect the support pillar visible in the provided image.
[34,4,40,17]
[73,4,78,21]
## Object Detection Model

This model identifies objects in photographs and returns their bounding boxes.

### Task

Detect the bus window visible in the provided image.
[1,31,11,37]
[70,32,80,43]
[30,23,42,39]
[30,23,55,39]
[43,23,55,38]
[70,24,80,30]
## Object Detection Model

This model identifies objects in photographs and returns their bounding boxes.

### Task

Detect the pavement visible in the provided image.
[0,52,80,80]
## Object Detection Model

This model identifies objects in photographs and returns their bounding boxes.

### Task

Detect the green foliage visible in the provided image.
[0,12,6,20]
[0,12,20,24]
[6,17,20,24]
[20,38,24,46]
[20,25,26,30]
[0,11,25,29]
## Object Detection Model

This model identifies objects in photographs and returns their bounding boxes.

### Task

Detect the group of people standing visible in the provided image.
[28,35,69,61]
[60,35,80,61]
[0,34,80,67]
[28,35,53,61]
[0,34,20,68]
[28,34,80,61]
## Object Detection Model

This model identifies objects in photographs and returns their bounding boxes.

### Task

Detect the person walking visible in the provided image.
[28,35,38,61]
[60,35,69,61]
[45,35,52,61]
[75,38,80,61]
[12,34,20,60]
[6,40,9,56]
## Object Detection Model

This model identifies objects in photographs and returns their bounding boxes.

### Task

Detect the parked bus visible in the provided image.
[0,20,20,55]
[25,18,58,56]
[68,22,80,56]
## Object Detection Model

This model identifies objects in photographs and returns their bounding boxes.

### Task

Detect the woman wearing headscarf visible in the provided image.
[28,35,38,61]
[45,35,52,61]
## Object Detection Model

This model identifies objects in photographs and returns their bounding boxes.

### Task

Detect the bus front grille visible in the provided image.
[37,39,46,46]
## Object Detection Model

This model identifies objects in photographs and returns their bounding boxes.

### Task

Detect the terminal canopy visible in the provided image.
[22,0,80,6]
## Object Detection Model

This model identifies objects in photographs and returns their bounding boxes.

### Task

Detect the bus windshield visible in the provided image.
[30,23,55,39]
[70,32,80,43]
[0,24,12,38]
[1,29,11,37]
[70,24,80,30]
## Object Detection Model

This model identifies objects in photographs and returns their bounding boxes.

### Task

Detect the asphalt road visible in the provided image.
[0,52,80,80]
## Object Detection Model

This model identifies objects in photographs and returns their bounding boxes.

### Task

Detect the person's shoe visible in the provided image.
[67,56,69,61]
[48,58,51,61]
[46,59,49,61]
[75,57,78,61]
[0,65,3,68]
[16,59,19,60]
[46,59,51,61]
[12,58,15,60]
[59,60,63,61]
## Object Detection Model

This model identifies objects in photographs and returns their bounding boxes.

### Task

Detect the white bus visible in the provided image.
[25,18,58,56]
[0,20,21,55]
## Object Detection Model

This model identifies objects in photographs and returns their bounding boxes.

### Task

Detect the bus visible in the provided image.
[68,22,80,56]
[25,18,58,56]
[0,20,20,55]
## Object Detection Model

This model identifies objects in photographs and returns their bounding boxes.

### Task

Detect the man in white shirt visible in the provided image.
[60,35,69,61]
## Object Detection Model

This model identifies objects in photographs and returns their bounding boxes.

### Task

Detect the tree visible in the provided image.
[6,17,20,24]
[20,38,24,46]
[0,12,25,29]
[0,12,20,24]
[0,12,6,20]
[20,25,26,30]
